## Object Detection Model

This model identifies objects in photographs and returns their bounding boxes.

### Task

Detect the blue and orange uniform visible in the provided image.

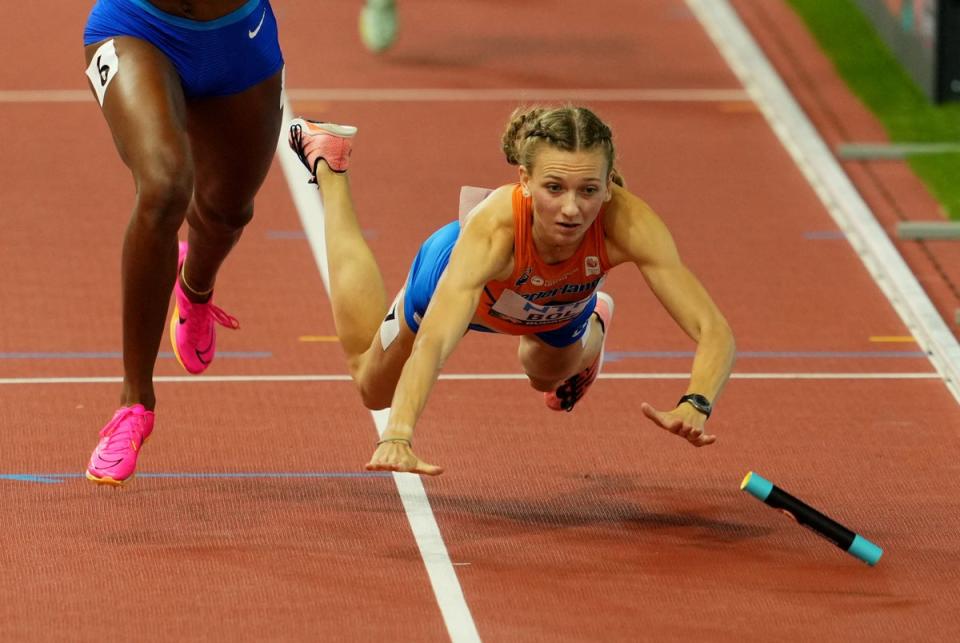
[403,185,612,347]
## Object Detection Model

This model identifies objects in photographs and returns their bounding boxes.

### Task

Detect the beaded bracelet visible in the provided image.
[376,438,412,447]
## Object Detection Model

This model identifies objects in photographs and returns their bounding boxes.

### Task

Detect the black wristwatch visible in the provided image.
[678,394,712,418]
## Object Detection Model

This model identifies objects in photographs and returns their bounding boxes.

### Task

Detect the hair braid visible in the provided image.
[500,105,623,185]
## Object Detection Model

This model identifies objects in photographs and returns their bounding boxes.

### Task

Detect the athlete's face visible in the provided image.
[520,146,613,250]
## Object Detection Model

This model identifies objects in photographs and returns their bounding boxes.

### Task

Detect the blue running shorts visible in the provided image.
[402,221,597,348]
[84,0,283,98]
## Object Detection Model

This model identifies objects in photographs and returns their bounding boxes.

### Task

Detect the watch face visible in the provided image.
[680,394,712,416]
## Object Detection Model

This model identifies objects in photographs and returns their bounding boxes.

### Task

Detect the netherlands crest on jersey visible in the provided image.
[584,255,601,276]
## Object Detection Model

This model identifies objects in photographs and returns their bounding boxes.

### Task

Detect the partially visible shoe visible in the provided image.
[288,119,357,178]
[170,241,239,375]
[359,0,398,53]
[545,292,615,412]
[86,404,155,486]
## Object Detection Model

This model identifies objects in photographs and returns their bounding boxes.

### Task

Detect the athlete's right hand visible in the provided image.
[366,439,445,476]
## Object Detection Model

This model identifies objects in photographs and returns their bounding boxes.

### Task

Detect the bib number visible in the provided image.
[489,289,590,326]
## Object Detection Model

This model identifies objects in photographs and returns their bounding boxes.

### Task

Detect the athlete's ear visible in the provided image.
[519,166,531,197]
[604,173,615,201]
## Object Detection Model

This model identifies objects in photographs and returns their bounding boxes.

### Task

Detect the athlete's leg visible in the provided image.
[313,164,392,366]
[519,315,605,392]
[313,163,419,408]
[521,292,615,412]
[288,121,423,408]
[85,37,193,411]
[179,69,284,298]
[351,292,418,409]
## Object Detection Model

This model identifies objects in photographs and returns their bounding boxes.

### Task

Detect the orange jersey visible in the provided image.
[473,185,612,335]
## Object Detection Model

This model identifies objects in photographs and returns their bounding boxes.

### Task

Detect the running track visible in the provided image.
[2,1,959,641]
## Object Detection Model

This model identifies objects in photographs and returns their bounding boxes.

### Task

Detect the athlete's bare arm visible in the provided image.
[603,185,736,447]
[366,186,516,474]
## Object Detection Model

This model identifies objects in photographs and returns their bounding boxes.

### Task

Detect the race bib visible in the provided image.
[489,288,591,326]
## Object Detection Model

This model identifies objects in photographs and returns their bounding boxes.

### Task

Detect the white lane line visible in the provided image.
[686,0,960,406]
[278,98,481,643]
[0,90,92,102]
[287,88,750,102]
[0,372,941,385]
[0,88,749,104]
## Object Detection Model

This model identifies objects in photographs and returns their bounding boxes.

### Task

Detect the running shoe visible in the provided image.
[288,119,357,178]
[545,292,615,412]
[359,0,398,53]
[170,241,239,375]
[85,404,155,485]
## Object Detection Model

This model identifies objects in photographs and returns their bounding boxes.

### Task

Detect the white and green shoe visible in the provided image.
[359,0,398,53]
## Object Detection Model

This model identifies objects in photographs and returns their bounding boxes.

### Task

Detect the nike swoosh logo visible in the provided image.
[94,455,124,469]
[248,9,266,38]
[194,332,214,365]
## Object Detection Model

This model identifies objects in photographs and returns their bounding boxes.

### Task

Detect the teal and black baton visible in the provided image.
[741,471,883,566]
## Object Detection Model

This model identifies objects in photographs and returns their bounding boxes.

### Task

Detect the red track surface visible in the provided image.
[2,1,959,641]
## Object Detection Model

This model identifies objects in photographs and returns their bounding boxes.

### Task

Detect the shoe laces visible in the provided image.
[554,362,600,413]
[289,122,318,182]
[98,407,148,450]
[185,300,240,343]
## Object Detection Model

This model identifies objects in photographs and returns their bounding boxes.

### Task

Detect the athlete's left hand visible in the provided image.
[640,402,716,447]
[365,439,445,476]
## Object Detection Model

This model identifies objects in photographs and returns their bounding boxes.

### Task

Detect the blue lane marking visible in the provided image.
[1,474,63,484]
[266,230,308,239]
[1,472,392,484]
[605,350,928,362]
[267,229,378,240]
[0,351,272,360]
[803,230,847,239]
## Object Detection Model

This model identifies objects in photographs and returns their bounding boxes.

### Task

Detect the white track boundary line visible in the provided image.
[0,88,748,104]
[277,98,481,643]
[0,372,940,385]
[287,88,750,102]
[687,0,960,406]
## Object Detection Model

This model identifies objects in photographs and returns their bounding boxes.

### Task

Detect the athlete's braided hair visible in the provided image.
[501,105,624,186]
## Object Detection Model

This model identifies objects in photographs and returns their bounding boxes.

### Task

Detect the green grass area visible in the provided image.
[786,0,960,219]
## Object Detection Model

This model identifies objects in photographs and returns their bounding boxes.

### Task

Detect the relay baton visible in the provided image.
[740,471,883,566]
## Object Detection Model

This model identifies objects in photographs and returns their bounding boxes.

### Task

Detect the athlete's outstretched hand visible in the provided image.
[366,439,445,476]
[640,402,716,447]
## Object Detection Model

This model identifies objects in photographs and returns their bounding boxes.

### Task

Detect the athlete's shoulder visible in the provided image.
[449,184,517,282]
[603,185,673,265]
[461,184,516,233]
[603,184,662,233]
[605,184,654,219]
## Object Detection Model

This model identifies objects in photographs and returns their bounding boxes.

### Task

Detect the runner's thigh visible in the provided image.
[185,70,284,214]
[84,37,190,181]
[353,293,418,409]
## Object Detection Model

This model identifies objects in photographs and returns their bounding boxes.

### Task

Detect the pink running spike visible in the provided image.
[170,241,239,375]
[86,404,155,485]
[545,292,615,412]
[288,119,357,177]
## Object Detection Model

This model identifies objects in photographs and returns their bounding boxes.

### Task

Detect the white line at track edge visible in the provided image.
[0,88,749,103]
[277,98,481,643]
[686,0,960,406]
[0,372,942,385]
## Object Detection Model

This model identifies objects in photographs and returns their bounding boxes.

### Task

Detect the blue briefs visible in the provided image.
[402,221,598,348]
[83,0,283,98]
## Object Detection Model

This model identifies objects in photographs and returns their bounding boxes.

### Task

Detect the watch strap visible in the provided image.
[678,394,712,418]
